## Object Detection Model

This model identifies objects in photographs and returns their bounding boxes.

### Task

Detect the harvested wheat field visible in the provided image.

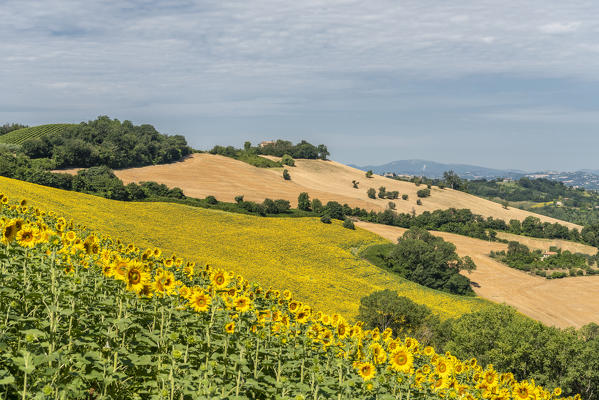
[107,153,581,229]
[356,221,599,328]
[497,231,597,255]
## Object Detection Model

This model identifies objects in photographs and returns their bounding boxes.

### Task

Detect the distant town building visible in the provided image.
[541,251,558,260]
[259,140,275,148]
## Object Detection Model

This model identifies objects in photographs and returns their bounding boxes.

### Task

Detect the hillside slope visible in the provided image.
[356,221,599,328]
[0,176,488,320]
[112,153,582,229]
[0,123,75,144]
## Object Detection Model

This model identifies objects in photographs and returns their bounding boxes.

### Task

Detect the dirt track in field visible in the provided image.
[109,154,581,229]
[355,221,599,328]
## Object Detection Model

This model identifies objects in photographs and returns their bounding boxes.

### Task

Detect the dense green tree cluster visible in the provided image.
[257,140,329,160]
[21,116,191,168]
[358,291,599,399]
[361,228,476,296]
[490,241,597,277]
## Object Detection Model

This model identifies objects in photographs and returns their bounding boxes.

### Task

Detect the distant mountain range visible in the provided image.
[350,159,599,190]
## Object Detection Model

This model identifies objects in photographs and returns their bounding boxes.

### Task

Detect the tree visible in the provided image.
[311,198,324,213]
[352,180,359,189]
[235,195,244,204]
[282,169,291,180]
[388,202,396,210]
[402,194,408,200]
[367,188,376,199]
[324,201,344,220]
[417,188,430,198]
[378,186,387,199]
[502,200,509,209]
[317,144,330,160]
[281,154,295,166]
[298,192,311,211]
[366,170,373,178]
[358,290,438,339]
[205,195,218,205]
[443,170,463,190]
[244,141,251,151]
[320,215,331,224]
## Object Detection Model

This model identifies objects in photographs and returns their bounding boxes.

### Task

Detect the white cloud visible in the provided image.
[539,22,581,34]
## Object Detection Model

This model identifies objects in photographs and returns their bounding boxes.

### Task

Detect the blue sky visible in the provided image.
[1,0,598,171]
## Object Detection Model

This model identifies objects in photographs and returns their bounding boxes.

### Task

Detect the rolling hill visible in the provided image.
[0,176,488,321]
[0,123,76,145]
[356,221,599,328]
[109,153,582,230]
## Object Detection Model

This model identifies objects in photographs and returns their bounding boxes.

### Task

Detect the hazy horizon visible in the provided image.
[2,1,598,171]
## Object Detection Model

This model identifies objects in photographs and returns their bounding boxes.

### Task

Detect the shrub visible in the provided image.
[388,202,396,210]
[417,188,431,198]
[281,154,295,166]
[320,215,331,224]
[235,195,244,204]
[342,218,355,230]
[205,195,218,205]
[402,194,408,200]
[367,188,376,199]
[365,170,373,178]
[352,180,359,189]
[283,169,291,180]
[416,199,422,205]
[378,186,387,198]
[324,201,344,220]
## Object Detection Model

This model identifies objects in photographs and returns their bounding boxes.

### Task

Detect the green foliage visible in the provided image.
[365,170,373,178]
[256,139,329,160]
[205,195,218,205]
[324,201,344,220]
[281,154,295,166]
[363,228,475,296]
[443,170,465,190]
[490,242,595,277]
[416,188,430,198]
[320,214,331,224]
[378,186,387,199]
[352,180,359,189]
[11,118,191,169]
[444,307,599,399]
[367,188,376,199]
[297,192,311,211]
[282,169,291,180]
[0,123,28,136]
[342,218,355,230]
[358,290,440,344]
[311,198,323,213]
[402,194,408,200]
[416,199,422,205]
[388,202,396,210]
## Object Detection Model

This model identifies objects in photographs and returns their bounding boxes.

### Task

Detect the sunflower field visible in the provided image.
[0,176,489,320]
[0,193,573,399]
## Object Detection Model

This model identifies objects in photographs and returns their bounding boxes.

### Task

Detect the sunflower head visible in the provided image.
[211,269,229,289]
[357,362,376,381]
[189,290,212,312]
[234,296,251,313]
[225,322,235,334]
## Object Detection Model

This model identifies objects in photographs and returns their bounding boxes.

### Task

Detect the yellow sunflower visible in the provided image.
[211,269,229,289]
[234,296,252,312]
[513,381,533,400]
[189,290,211,312]
[225,322,235,334]
[390,346,414,373]
[16,224,38,248]
[1,220,17,244]
[126,261,148,293]
[357,362,376,382]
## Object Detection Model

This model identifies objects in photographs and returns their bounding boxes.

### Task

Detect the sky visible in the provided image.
[1,0,598,171]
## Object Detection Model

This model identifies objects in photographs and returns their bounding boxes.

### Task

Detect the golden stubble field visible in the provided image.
[109,153,582,229]
[356,221,599,328]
